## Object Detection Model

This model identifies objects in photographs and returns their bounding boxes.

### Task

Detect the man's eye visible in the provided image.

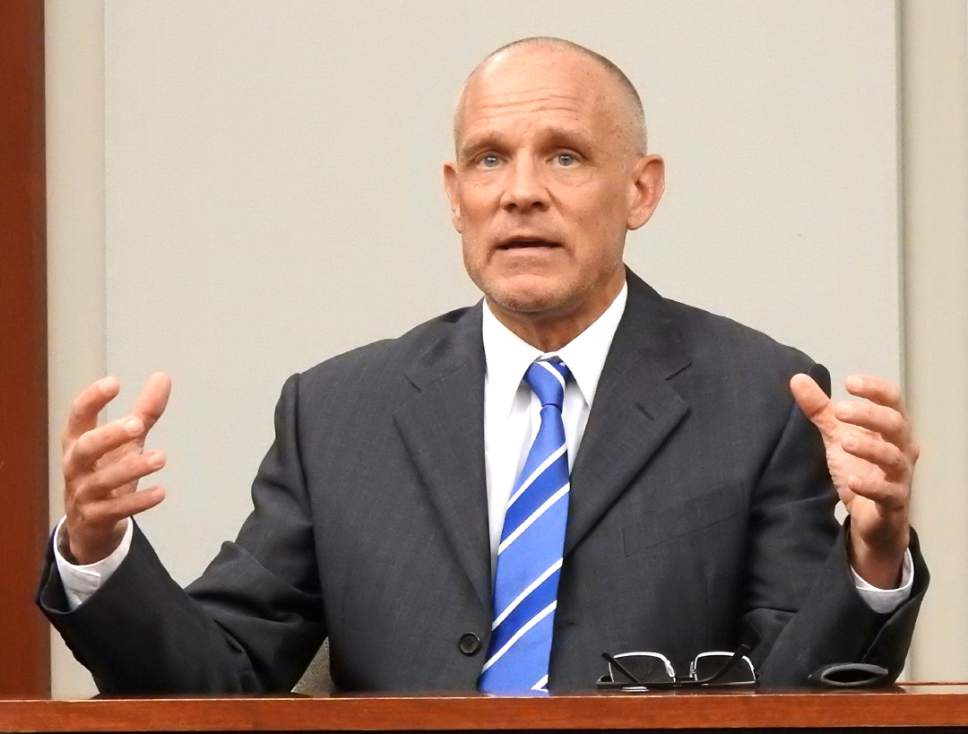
[478,154,501,168]
[555,153,578,166]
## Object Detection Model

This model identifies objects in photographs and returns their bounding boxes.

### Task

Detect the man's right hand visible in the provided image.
[62,372,172,565]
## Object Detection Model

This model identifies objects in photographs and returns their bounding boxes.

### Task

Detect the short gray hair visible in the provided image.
[454,37,648,154]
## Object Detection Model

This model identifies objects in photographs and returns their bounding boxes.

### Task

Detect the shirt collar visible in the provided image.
[482,280,629,417]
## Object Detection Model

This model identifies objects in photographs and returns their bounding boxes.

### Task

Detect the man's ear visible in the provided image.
[627,154,665,231]
[443,162,463,233]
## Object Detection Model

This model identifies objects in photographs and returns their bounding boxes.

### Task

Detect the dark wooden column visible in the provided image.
[0,0,50,697]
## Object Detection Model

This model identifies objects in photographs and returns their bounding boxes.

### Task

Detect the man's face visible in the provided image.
[444,46,663,327]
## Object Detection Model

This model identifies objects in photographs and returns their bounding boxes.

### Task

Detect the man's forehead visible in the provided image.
[458,48,618,137]
[463,89,596,126]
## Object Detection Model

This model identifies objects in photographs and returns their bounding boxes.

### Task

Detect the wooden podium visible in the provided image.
[2,684,968,733]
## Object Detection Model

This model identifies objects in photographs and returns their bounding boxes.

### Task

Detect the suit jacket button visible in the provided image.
[459,633,482,656]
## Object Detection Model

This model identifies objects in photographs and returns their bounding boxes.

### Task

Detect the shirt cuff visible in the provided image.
[851,548,914,614]
[53,517,133,610]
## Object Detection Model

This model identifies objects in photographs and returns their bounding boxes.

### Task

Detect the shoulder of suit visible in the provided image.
[659,296,819,376]
[290,293,823,396]
[294,305,475,387]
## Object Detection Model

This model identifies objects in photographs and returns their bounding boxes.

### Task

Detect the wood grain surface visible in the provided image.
[1,684,968,732]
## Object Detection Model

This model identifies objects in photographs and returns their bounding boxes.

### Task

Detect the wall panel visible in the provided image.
[48,0,913,696]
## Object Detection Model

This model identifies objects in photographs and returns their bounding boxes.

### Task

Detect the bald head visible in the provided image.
[454,37,648,155]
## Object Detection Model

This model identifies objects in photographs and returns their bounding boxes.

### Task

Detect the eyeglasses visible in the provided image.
[596,644,758,690]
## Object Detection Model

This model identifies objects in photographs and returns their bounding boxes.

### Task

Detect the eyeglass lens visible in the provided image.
[692,653,756,684]
[609,654,675,684]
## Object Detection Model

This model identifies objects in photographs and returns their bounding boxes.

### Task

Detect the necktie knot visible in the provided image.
[525,358,571,410]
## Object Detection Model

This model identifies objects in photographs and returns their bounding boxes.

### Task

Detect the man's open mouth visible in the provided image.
[497,237,561,250]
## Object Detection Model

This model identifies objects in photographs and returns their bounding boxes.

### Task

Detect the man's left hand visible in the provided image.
[790,373,919,589]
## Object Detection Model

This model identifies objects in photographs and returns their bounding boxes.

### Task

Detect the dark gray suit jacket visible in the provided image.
[38,271,928,693]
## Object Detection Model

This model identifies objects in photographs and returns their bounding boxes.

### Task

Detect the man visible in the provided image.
[39,38,926,694]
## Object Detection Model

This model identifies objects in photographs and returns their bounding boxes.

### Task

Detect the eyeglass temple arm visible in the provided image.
[695,643,753,685]
[601,652,646,686]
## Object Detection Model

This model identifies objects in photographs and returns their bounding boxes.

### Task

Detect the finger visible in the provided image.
[131,372,172,434]
[73,450,166,502]
[82,486,167,525]
[845,474,908,511]
[845,375,906,413]
[841,434,910,480]
[64,377,121,445]
[834,400,911,447]
[67,416,145,473]
[790,373,837,438]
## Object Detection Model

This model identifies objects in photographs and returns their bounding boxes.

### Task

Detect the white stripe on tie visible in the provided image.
[492,557,563,629]
[497,483,570,555]
[537,360,567,391]
[478,357,573,694]
[505,444,567,511]
[481,601,557,672]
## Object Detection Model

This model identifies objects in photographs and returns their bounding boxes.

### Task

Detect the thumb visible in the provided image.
[789,372,837,438]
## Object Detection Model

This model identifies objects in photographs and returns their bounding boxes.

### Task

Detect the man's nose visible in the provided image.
[500,157,550,212]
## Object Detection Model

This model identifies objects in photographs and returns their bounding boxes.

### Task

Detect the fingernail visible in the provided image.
[98,376,118,393]
[846,376,863,391]
[124,418,143,435]
[147,451,165,468]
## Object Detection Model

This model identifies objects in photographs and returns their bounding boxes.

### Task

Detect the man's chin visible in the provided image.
[484,283,574,317]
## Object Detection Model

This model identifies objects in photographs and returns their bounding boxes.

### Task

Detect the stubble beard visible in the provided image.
[474,268,591,323]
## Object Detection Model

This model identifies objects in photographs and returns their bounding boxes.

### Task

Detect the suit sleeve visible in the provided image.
[741,362,929,685]
[36,373,325,694]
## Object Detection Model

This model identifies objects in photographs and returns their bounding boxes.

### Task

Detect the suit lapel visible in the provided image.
[565,272,693,556]
[390,274,692,602]
[393,305,492,611]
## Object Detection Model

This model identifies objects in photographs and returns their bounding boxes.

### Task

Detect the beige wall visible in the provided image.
[44,0,966,697]
[901,0,968,681]
[45,0,105,700]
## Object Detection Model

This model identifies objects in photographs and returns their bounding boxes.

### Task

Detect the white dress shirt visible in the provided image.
[56,279,912,613]
[482,282,629,571]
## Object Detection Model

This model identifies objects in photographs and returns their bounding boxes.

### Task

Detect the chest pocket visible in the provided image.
[622,482,746,557]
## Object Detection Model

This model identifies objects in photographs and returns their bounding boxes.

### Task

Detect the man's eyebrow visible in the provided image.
[458,126,595,160]
[542,125,595,150]
[458,131,509,160]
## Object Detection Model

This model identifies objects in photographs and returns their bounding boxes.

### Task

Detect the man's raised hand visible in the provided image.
[790,373,919,589]
[61,372,172,564]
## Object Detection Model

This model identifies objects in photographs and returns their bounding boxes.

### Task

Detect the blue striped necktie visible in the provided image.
[479,357,572,694]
